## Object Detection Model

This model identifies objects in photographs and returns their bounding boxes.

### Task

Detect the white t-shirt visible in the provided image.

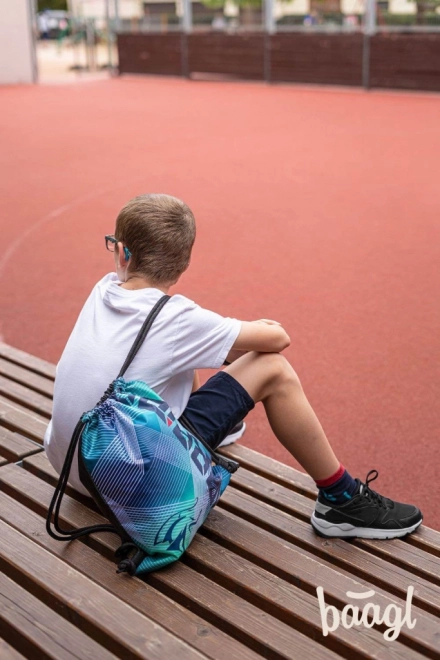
[44,273,242,495]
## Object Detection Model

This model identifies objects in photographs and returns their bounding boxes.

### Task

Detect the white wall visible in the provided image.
[0,0,37,84]
[68,0,143,19]
[389,0,416,14]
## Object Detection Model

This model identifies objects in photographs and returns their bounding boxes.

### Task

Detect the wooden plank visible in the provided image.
[183,534,422,659]
[22,452,97,510]
[230,467,440,587]
[24,443,440,595]
[0,343,56,380]
[1,464,438,658]
[117,34,183,76]
[0,374,52,417]
[0,491,259,660]
[0,572,117,660]
[22,450,440,595]
[406,526,440,558]
[230,465,314,520]
[354,537,440,588]
[188,33,264,80]
[202,509,440,657]
[0,639,26,660]
[0,481,340,660]
[220,487,440,618]
[370,34,440,92]
[0,427,42,463]
[0,520,205,660]
[223,446,440,556]
[220,443,317,498]
[270,33,363,86]
[0,357,54,397]
[0,395,47,443]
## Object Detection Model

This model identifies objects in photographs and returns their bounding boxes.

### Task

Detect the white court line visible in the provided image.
[0,171,155,279]
[0,187,111,278]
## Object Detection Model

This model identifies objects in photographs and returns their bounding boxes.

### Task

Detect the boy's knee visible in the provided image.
[252,351,301,391]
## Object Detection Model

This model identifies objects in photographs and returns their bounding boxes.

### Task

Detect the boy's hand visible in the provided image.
[229,320,290,355]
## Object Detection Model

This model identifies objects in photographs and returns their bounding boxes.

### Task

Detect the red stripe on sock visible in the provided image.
[315,464,345,488]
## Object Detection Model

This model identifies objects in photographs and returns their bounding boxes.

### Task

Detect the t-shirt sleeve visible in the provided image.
[171,301,242,372]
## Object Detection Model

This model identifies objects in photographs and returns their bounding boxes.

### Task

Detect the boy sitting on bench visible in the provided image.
[44,194,422,539]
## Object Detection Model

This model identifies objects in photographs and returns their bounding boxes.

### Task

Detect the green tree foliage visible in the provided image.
[38,0,68,11]
[415,0,440,23]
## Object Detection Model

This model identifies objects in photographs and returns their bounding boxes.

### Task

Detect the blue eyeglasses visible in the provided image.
[105,235,132,261]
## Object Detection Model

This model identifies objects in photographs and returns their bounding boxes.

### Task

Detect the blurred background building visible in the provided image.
[1,0,439,85]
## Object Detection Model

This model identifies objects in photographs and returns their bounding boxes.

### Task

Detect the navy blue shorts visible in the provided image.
[178,371,255,450]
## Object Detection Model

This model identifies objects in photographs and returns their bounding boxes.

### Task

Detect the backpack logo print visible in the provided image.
[154,501,202,553]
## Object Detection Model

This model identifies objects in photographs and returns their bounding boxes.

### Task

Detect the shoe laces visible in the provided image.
[359,470,393,509]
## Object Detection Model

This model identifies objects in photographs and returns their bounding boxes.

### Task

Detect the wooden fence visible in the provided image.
[118,31,440,92]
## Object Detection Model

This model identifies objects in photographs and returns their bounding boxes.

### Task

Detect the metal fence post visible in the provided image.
[264,0,275,82]
[105,0,113,70]
[114,0,120,32]
[362,0,376,89]
[181,0,192,79]
[182,0,192,33]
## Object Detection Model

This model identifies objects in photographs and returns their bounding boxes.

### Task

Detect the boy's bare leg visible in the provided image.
[224,351,340,481]
[224,351,423,539]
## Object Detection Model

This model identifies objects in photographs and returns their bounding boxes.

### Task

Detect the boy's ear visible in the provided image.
[116,242,126,267]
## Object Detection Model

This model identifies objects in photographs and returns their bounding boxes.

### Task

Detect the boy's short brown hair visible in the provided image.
[115,194,196,285]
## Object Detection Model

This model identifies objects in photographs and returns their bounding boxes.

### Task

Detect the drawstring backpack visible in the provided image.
[46,294,239,575]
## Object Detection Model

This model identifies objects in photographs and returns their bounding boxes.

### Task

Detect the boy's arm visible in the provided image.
[225,319,290,363]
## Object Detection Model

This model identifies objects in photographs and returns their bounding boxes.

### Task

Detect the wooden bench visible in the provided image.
[0,341,439,659]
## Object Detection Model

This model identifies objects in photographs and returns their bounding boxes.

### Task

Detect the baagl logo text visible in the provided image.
[317,586,416,641]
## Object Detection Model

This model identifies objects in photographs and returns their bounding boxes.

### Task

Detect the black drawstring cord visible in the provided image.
[46,295,171,553]
[179,414,239,474]
[46,417,118,541]
[115,542,146,575]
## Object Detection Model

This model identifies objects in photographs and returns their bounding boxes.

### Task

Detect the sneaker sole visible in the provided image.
[218,422,246,448]
[310,512,423,540]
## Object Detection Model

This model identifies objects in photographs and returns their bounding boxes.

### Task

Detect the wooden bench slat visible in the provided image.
[3,341,439,658]
[184,534,421,659]
[0,357,54,397]
[223,444,440,557]
[230,468,440,587]
[221,487,440,618]
[231,465,313,521]
[0,374,52,418]
[406,526,440,558]
[0,428,43,463]
[0,468,340,660]
[0,490,259,660]
[19,452,440,626]
[221,443,317,498]
[0,638,26,660]
[0,519,205,660]
[0,572,118,660]
[0,462,438,658]
[202,509,440,656]
[0,343,56,380]
[354,537,440,588]
[0,395,47,443]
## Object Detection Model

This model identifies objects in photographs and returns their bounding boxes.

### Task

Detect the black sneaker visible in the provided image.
[311,470,423,539]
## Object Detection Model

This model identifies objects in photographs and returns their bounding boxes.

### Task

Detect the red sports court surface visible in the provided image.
[1,77,439,528]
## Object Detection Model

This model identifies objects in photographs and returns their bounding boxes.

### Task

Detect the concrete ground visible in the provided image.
[1,74,439,528]
[36,40,116,84]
